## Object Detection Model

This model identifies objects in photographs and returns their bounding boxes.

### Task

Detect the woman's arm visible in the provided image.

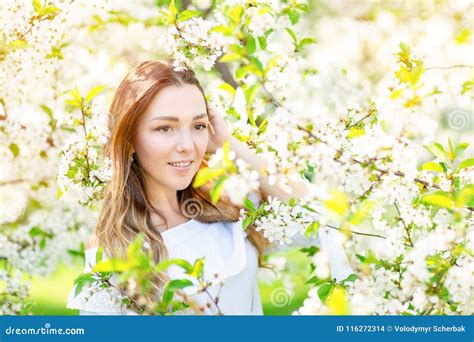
[229,135,309,203]
[207,107,309,203]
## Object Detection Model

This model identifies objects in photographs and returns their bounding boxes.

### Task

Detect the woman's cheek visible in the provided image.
[140,135,170,166]
[199,132,209,153]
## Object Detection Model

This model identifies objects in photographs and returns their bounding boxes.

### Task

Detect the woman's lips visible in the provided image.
[167,161,193,171]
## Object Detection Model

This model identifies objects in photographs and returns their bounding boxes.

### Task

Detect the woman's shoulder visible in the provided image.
[198,219,247,237]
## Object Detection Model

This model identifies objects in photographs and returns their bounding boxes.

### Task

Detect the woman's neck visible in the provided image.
[144,181,189,232]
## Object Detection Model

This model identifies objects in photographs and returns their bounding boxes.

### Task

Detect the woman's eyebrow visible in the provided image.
[150,113,208,122]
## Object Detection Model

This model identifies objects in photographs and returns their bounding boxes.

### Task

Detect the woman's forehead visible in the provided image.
[143,84,207,120]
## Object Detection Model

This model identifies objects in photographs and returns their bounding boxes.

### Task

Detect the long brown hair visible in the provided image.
[94,60,268,301]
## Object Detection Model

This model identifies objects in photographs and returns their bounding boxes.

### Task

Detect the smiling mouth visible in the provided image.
[167,161,193,168]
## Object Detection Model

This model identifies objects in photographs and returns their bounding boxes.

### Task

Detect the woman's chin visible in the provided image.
[172,178,194,191]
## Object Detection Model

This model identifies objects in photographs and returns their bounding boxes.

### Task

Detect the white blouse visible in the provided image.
[66,216,353,315]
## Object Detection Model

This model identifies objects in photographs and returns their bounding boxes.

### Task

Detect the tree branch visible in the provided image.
[426,64,474,71]
[394,201,414,248]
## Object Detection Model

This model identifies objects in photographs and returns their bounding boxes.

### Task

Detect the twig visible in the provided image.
[325,223,389,240]
[79,104,92,176]
[100,275,146,313]
[426,64,474,71]
[0,177,53,187]
[345,109,376,129]
[303,205,412,247]
[0,98,7,120]
[394,201,414,248]
[215,61,238,88]
[297,124,441,190]
[199,280,224,315]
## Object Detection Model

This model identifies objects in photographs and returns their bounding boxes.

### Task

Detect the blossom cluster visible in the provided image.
[161,17,229,71]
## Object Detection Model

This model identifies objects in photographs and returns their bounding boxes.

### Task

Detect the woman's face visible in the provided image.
[133,83,209,192]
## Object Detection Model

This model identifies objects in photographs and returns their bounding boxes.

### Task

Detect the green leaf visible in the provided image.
[39,237,47,250]
[9,143,20,158]
[29,226,48,237]
[317,283,333,304]
[126,233,144,260]
[64,87,83,108]
[242,215,254,230]
[285,28,297,45]
[162,288,174,305]
[93,259,128,272]
[298,37,317,50]
[32,0,42,15]
[244,83,260,105]
[56,187,63,199]
[454,142,469,157]
[243,197,256,212]
[168,0,178,23]
[341,273,358,283]
[210,25,233,36]
[439,162,448,172]
[227,5,243,24]
[257,115,269,134]
[347,126,365,138]
[461,79,474,95]
[155,259,193,273]
[248,56,263,72]
[324,190,349,217]
[7,40,29,50]
[96,246,104,264]
[455,27,471,44]
[306,276,327,286]
[296,4,309,12]
[455,185,474,208]
[410,62,425,86]
[217,83,236,95]
[42,5,60,19]
[85,85,105,103]
[219,52,241,63]
[246,36,256,55]
[399,42,411,55]
[188,258,205,279]
[457,158,474,170]
[73,273,95,297]
[421,161,444,173]
[288,9,300,25]
[349,200,376,225]
[193,167,224,188]
[210,175,227,204]
[68,248,85,258]
[166,279,194,291]
[424,142,447,162]
[447,137,455,162]
[178,9,201,22]
[40,104,53,119]
[257,36,267,50]
[235,65,250,79]
[420,191,454,210]
[326,285,350,314]
[356,251,378,264]
[305,221,320,237]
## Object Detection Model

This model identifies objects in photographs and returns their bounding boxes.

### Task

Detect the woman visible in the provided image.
[67,60,352,315]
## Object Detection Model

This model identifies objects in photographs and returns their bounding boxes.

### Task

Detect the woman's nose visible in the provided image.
[176,129,195,152]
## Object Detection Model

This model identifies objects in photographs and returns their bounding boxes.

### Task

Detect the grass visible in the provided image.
[27,251,311,316]
[28,262,81,316]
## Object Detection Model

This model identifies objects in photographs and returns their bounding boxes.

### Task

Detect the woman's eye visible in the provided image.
[156,126,171,132]
[195,124,207,130]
